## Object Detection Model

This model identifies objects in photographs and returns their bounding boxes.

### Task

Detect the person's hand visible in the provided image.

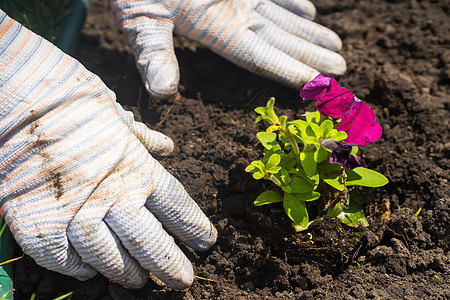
[109,0,346,98]
[0,11,217,289]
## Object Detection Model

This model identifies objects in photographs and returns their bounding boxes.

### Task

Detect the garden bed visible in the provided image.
[12,0,449,299]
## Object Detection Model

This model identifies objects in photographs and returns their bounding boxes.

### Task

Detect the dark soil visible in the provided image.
[12,0,449,299]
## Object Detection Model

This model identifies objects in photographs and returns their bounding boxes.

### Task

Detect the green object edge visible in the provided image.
[54,0,89,54]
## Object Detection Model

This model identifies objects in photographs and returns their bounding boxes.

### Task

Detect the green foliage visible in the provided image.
[1,0,70,42]
[30,292,73,300]
[345,167,389,187]
[246,98,388,231]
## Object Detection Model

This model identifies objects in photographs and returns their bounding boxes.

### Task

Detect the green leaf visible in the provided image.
[289,176,314,193]
[293,221,314,232]
[326,188,373,226]
[317,163,345,191]
[279,156,297,170]
[245,164,256,173]
[267,166,281,174]
[266,154,281,169]
[281,185,293,193]
[256,132,278,150]
[252,172,265,180]
[305,111,320,124]
[321,119,334,137]
[266,124,281,134]
[307,173,320,187]
[255,98,278,124]
[295,167,320,187]
[326,203,369,227]
[287,124,299,136]
[279,168,291,185]
[254,190,283,206]
[300,148,317,177]
[283,193,309,228]
[345,167,389,187]
[288,120,308,134]
[303,126,316,139]
[279,115,287,131]
[294,191,321,202]
[279,131,302,150]
[325,202,344,218]
[414,207,422,216]
[53,292,73,300]
[314,147,328,163]
[251,160,265,172]
[324,178,345,191]
[338,209,369,227]
[327,130,348,141]
[309,123,323,139]
[246,161,266,180]
[262,145,282,161]
[303,136,318,145]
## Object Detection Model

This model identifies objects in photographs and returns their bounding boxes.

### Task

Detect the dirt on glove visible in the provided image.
[12,0,449,299]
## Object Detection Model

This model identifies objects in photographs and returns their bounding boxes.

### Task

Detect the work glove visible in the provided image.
[110,0,346,98]
[0,11,217,290]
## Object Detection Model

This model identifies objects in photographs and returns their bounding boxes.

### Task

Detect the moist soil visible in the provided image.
[12,0,449,299]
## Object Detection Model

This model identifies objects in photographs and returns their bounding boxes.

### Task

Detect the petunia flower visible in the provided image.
[300,74,354,118]
[321,139,365,170]
[337,98,383,145]
[300,74,382,145]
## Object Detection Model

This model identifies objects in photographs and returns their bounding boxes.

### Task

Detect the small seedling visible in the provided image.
[246,74,388,231]
[30,292,73,300]
[414,207,422,216]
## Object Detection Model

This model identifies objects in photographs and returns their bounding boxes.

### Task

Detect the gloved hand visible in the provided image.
[0,11,217,290]
[109,0,346,98]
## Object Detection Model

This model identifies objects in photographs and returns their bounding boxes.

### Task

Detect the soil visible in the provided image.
[12,0,449,299]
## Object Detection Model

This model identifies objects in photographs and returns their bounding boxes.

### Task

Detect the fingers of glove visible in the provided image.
[115,103,174,156]
[145,160,218,252]
[105,198,195,290]
[121,17,180,99]
[2,202,97,281]
[215,29,320,88]
[256,0,343,51]
[253,18,346,75]
[68,209,148,289]
[270,0,316,20]
[66,142,170,289]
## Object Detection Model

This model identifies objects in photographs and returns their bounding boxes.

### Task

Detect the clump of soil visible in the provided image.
[11,0,449,299]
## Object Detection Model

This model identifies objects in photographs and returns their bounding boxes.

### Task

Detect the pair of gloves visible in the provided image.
[0,0,345,290]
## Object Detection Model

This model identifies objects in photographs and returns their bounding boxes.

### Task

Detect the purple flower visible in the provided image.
[300,74,354,118]
[321,140,365,170]
[337,98,383,145]
[300,74,382,145]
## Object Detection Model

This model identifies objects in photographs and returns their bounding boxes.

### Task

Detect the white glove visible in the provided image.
[110,0,346,98]
[0,11,217,290]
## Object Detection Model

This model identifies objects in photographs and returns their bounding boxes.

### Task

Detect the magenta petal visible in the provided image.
[316,84,354,119]
[300,74,355,119]
[301,74,383,145]
[300,74,333,101]
[338,101,383,145]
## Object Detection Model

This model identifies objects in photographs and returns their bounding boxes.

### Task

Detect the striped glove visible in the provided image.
[110,0,346,98]
[0,11,217,290]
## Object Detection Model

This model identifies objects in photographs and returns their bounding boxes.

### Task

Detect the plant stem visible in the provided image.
[283,129,301,158]
[268,174,282,187]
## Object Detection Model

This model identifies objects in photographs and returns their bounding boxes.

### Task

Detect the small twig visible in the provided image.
[194,275,219,283]
[156,105,174,127]
[0,253,24,266]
